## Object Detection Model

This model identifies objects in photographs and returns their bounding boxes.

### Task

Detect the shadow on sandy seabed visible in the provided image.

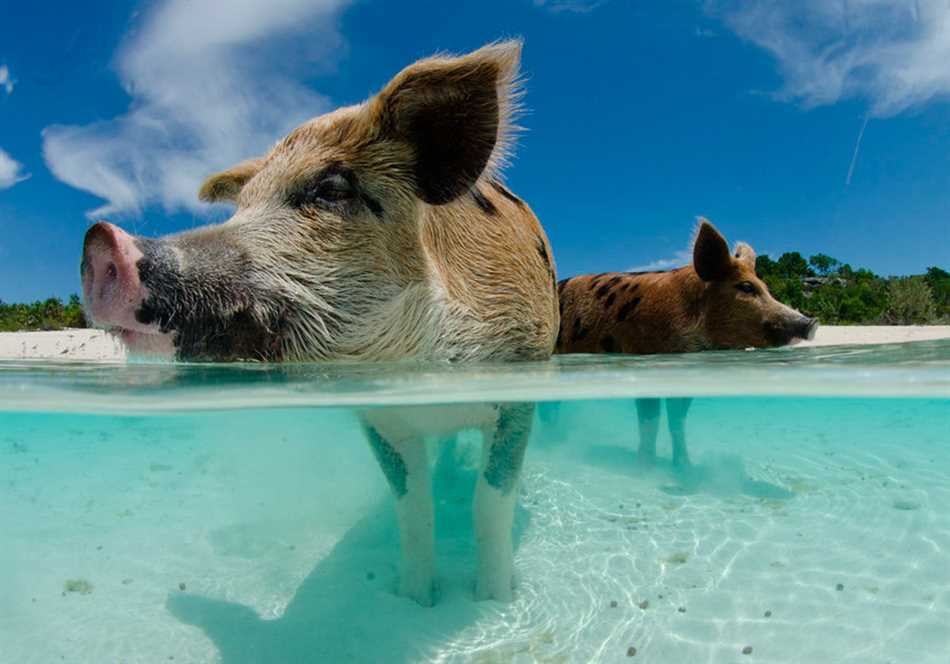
[167,440,531,664]
[583,443,795,500]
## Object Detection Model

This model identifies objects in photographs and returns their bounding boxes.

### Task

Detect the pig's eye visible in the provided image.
[290,168,357,208]
[315,173,355,202]
[735,281,759,296]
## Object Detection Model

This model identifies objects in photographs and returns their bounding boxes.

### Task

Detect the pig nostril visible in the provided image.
[106,263,118,280]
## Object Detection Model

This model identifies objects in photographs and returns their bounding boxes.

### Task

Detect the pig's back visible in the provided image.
[556,269,701,355]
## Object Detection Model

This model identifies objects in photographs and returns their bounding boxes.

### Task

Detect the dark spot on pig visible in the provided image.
[483,403,532,493]
[596,283,612,299]
[605,292,616,308]
[470,187,497,215]
[573,317,588,341]
[364,425,408,497]
[617,297,641,322]
[600,336,616,353]
[490,180,525,207]
[621,280,639,292]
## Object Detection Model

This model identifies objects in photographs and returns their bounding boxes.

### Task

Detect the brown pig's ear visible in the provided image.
[693,218,733,282]
[734,241,757,267]
[199,157,266,203]
[369,40,522,205]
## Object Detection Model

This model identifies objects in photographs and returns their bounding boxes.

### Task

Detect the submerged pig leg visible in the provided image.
[636,398,661,465]
[362,420,436,606]
[666,397,693,468]
[475,402,533,602]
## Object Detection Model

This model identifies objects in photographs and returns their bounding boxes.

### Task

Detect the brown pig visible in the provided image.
[555,220,816,466]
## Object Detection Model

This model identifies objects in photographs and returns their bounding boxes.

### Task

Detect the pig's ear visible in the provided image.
[693,219,733,282]
[734,241,756,267]
[199,157,265,203]
[369,40,522,205]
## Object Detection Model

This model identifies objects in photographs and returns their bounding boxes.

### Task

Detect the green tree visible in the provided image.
[809,253,840,276]
[755,255,778,279]
[884,277,937,324]
[0,295,88,332]
[775,252,813,279]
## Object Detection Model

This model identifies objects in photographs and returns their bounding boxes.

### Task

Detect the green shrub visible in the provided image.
[883,277,937,324]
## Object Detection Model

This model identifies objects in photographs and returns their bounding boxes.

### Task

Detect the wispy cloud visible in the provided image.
[0,65,14,95]
[630,249,692,273]
[533,0,611,13]
[42,0,350,219]
[708,0,950,116]
[0,148,29,190]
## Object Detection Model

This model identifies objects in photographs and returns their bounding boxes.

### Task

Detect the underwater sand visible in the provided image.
[1,343,949,663]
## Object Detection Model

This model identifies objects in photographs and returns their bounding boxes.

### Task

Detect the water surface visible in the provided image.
[1,341,948,663]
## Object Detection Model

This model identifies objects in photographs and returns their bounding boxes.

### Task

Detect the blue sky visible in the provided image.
[1,0,948,302]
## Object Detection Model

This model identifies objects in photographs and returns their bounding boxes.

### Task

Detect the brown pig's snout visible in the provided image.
[765,313,819,345]
[798,316,819,341]
[81,221,148,331]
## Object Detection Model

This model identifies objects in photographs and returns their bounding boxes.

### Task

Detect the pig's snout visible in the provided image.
[798,316,819,341]
[81,222,147,331]
[765,314,819,346]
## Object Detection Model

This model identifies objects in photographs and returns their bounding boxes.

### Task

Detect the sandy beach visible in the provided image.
[0,326,948,361]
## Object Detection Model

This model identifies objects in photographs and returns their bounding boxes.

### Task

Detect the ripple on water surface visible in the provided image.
[1,343,949,663]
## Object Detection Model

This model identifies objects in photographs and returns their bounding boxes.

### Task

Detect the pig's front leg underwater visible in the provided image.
[666,397,692,468]
[362,421,437,606]
[361,402,533,606]
[635,397,693,468]
[475,402,533,602]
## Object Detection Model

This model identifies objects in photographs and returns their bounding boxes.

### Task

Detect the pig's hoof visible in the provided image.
[399,574,435,607]
[672,456,692,469]
[476,572,514,602]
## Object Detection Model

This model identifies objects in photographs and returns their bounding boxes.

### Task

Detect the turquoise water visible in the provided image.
[2,341,949,663]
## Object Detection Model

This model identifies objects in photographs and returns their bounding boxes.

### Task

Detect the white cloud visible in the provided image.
[630,249,692,273]
[708,1,950,117]
[42,0,350,219]
[0,148,29,190]
[533,0,611,13]
[0,65,14,95]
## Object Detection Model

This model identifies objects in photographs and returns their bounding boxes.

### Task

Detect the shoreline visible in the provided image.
[0,326,948,361]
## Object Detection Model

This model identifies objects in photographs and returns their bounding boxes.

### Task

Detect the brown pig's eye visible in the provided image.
[316,173,355,201]
[735,281,758,296]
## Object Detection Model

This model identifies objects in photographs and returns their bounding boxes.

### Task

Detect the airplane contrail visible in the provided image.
[846,114,870,187]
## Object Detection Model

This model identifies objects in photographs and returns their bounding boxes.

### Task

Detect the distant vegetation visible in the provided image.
[756,254,949,325]
[1,257,948,331]
[0,295,86,332]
